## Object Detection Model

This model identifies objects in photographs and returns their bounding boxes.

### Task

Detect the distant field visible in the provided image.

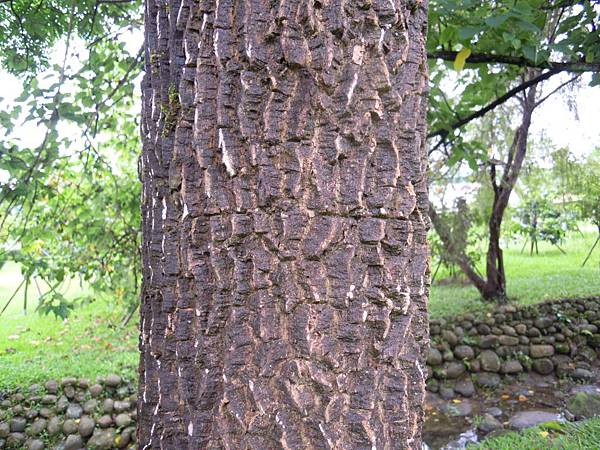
[0,262,138,389]
[430,230,600,317]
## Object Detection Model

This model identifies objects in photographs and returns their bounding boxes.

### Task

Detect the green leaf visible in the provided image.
[485,14,509,28]
[459,26,482,41]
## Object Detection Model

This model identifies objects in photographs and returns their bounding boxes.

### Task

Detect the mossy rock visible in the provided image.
[566,392,600,419]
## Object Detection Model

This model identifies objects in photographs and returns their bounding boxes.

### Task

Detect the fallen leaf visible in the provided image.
[518,395,528,402]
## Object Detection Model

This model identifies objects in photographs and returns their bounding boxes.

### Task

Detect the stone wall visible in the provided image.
[0,376,135,450]
[2,296,600,448]
[426,296,600,396]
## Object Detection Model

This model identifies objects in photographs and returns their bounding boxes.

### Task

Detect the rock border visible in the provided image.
[426,296,600,397]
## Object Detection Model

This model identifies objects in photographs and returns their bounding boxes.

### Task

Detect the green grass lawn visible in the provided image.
[430,230,600,318]
[472,418,600,449]
[0,262,138,390]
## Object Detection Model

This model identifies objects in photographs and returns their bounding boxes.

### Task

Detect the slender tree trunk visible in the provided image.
[139,0,430,448]
[429,80,538,303]
[482,82,537,301]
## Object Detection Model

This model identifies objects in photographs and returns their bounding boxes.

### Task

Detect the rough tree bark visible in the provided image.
[139,0,430,448]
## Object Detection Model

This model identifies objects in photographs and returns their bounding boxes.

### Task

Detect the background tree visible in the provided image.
[569,148,600,266]
[425,0,600,301]
[138,0,430,447]
[0,0,143,317]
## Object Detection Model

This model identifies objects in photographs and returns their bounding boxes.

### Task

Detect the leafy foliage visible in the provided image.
[427,0,600,164]
[0,1,142,317]
[0,0,141,74]
[430,198,483,281]
[515,199,569,251]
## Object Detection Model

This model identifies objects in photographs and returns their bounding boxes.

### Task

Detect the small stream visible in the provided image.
[422,372,598,449]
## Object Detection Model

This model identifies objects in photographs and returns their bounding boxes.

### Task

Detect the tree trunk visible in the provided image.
[481,82,537,301]
[139,0,430,448]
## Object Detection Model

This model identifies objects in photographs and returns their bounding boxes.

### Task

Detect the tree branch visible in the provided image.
[427,68,561,140]
[428,51,600,73]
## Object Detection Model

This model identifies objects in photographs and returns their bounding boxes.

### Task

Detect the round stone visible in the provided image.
[64,433,84,450]
[115,413,132,428]
[44,380,58,394]
[426,348,442,366]
[532,358,554,375]
[0,422,10,438]
[478,413,503,433]
[63,386,75,399]
[485,407,503,417]
[102,399,114,414]
[572,368,594,381]
[502,360,524,374]
[475,372,501,389]
[27,418,47,436]
[113,401,131,413]
[79,416,96,438]
[88,428,116,449]
[454,378,475,397]
[56,396,69,412]
[426,379,439,393]
[46,417,62,435]
[534,317,553,329]
[105,375,122,388]
[62,419,78,435]
[499,335,519,346]
[454,345,475,360]
[439,386,455,400]
[442,349,454,362]
[479,350,501,373]
[24,409,38,420]
[9,417,27,433]
[442,330,458,347]
[61,377,77,387]
[41,395,57,405]
[479,335,499,349]
[508,411,561,430]
[97,415,113,428]
[527,328,542,338]
[477,324,492,335]
[89,384,104,397]
[116,429,133,448]
[83,399,98,414]
[445,361,466,379]
[530,345,555,358]
[116,386,130,399]
[66,403,83,419]
[6,433,26,447]
[27,439,45,450]
[567,392,600,419]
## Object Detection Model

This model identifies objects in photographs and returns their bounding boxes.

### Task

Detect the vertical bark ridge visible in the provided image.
[140,0,430,448]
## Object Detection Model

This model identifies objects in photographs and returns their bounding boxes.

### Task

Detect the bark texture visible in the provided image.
[139,0,430,448]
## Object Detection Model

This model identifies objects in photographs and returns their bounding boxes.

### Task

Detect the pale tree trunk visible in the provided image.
[138,0,430,448]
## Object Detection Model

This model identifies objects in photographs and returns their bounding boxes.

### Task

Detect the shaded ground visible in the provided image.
[423,365,600,449]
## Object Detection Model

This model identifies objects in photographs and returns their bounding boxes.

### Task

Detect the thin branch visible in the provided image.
[428,51,600,73]
[535,73,581,108]
[427,68,561,140]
